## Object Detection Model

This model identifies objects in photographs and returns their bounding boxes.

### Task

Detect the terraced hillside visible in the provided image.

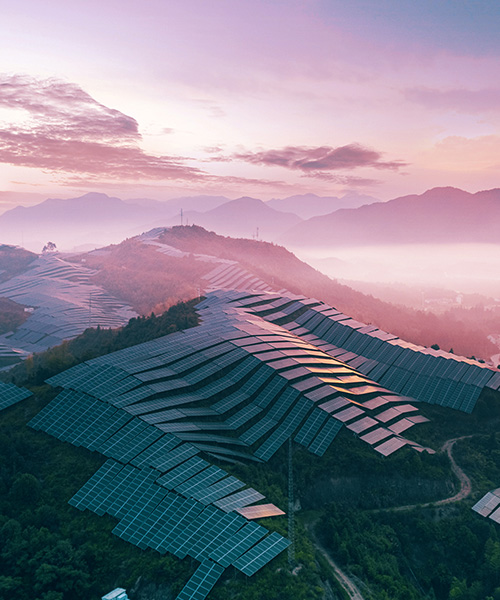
[0,253,137,362]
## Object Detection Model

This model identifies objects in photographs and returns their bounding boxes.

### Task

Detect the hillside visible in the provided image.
[0,244,37,282]
[280,186,500,247]
[3,304,500,600]
[155,226,498,360]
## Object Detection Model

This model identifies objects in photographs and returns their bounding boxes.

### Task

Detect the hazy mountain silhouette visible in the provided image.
[280,187,500,247]
[0,192,165,250]
[148,196,302,240]
[267,192,378,219]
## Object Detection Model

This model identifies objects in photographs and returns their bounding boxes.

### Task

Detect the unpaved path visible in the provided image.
[309,436,473,598]
[379,435,474,513]
[309,436,474,599]
[310,525,366,600]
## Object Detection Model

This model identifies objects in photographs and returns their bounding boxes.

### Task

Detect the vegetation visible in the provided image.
[3,298,200,387]
[0,298,28,334]
[79,239,210,314]
[157,226,498,360]
[3,232,500,598]
[0,244,36,283]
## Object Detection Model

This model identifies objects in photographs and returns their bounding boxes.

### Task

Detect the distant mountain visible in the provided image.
[0,192,164,251]
[0,191,47,214]
[0,191,298,251]
[267,192,378,219]
[123,195,231,215]
[179,196,302,240]
[164,195,231,214]
[280,187,500,247]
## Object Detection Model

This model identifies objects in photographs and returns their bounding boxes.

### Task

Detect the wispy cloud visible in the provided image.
[0,74,204,182]
[234,144,406,173]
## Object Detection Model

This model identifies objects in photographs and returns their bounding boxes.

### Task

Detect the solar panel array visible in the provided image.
[0,254,137,355]
[472,489,500,523]
[0,381,32,411]
[28,286,449,598]
[23,259,499,600]
[225,291,500,414]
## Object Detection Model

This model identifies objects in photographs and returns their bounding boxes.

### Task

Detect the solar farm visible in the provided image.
[0,253,137,358]
[10,285,497,600]
[2,232,500,599]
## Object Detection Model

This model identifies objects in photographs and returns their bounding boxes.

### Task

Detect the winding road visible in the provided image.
[311,436,474,599]
[387,435,473,512]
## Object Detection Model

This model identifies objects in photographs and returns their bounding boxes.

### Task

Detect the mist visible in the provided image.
[296,243,500,299]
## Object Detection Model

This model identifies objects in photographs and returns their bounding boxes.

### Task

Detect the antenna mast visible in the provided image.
[288,437,295,568]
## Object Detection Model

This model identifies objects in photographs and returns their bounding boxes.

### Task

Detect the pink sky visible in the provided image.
[1,0,500,205]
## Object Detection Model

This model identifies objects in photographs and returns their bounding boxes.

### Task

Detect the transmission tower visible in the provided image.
[288,437,295,568]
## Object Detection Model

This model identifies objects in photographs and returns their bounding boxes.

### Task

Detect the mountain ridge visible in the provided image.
[280,186,500,247]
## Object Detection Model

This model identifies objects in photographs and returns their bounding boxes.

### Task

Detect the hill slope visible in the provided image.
[80,225,498,360]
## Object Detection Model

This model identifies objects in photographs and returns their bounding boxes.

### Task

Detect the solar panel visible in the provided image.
[347,416,378,434]
[489,506,500,524]
[374,437,407,456]
[210,521,267,567]
[472,491,500,517]
[156,457,210,489]
[193,476,246,504]
[331,405,364,423]
[191,512,246,561]
[149,444,200,472]
[360,427,392,445]
[308,418,343,456]
[236,504,285,519]
[175,465,227,496]
[294,408,328,446]
[214,488,265,512]
[232,531,290,576]
[0,382,32,411]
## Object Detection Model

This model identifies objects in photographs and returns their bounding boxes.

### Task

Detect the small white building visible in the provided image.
[102,589,129,600]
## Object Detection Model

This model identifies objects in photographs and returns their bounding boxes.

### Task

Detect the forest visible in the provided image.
[0,298,27,335]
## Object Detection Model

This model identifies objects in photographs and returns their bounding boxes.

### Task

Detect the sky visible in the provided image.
[1,0,500,206]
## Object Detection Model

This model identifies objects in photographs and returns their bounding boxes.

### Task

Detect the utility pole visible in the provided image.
[288,437,295,568]
[181,208,184,226]
[88,292,92,328]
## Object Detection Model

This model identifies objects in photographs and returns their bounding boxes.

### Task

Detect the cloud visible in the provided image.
[0,74,140,141]
[405,87,500,113]
[0,74,207,182]
[234,144,406,172]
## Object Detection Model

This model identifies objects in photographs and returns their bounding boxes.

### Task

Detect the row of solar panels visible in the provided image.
[48,294,431,461]
[203,262,274,293]
[28,388,278,514]
[32,288,446,600]
[0,255,137,354]
[69,459,288,577]
[221,291,500,414]
[0,381,32,411]
[29,385,290,599]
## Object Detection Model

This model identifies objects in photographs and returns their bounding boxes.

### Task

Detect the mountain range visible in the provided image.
[1,186,499,253]
[280,187,500,247]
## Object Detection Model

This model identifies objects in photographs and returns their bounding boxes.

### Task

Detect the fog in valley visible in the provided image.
[299,243,500,300]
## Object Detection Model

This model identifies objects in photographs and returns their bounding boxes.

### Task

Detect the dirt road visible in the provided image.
[310,436,473,598]
[310,526,366,600]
